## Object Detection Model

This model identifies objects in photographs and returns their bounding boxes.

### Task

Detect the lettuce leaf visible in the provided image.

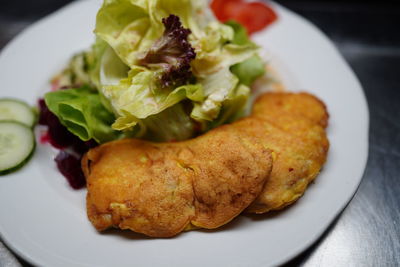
[224,20,252,46]
[88,38,109,89]
[103,66,204,131]
[44,87,121,143]
[208,84,250,129]
[141,103,196,141]
[191,68,238,121]
[231,55,265,86]
[94,0,209,68]
[226,20,266,86]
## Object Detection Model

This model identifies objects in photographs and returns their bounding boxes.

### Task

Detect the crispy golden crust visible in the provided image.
[244,92,329,213]
[83,125,272,237]
[83,92,329,236]
[84,140,195,237]
[186,127,272,229]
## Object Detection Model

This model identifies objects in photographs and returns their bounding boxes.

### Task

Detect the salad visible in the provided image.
[44,0,270,144]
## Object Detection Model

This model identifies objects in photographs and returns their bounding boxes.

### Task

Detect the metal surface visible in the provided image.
[0,1,399,266]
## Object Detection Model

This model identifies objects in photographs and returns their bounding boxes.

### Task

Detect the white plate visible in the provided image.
[0,1,369,266]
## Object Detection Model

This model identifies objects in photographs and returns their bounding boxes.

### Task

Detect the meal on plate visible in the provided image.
[0,0,329,237]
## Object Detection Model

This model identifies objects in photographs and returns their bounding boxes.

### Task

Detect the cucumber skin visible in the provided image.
[0,120,36,176]
[0,98,38,128]
[31,106,39,128]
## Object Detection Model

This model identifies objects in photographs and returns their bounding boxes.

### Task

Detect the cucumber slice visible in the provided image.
[0,121,35,175]
[0,98,36,128]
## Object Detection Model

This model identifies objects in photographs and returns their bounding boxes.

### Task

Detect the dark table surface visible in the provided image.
[0,1,399,266]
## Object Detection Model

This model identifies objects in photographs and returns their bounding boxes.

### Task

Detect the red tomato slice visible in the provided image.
[211,0,278,35]
[234,2,278,34]
[211,0,243,22]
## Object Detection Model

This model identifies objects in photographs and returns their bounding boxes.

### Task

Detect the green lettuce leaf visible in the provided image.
[191,68,238,121]
[44,87,121,143]
[87,37,109,89]
[231,55,265,86]
[141,103,196,141]
[191,21,258,77]
[94,0,212,68]
[224,20,252,46]
[208,84,250,129]
[226,20,266,86]
[102,66,204,131]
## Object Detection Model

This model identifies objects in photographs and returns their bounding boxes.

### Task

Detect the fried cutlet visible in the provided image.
[83,125,272,237]
[242,92,329,213]
[82,92,329,236]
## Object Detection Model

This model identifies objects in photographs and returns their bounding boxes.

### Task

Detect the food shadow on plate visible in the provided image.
[244,178,321,222]
[100,228,154,241]
[243,209,290,221]
[193,215,252,234]
[239,201,301,224]
[99,214,261,240]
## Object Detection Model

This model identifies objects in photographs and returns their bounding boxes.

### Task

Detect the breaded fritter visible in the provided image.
[83,92,329,236]
[242,92,329,213]
[83,125,272,237]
